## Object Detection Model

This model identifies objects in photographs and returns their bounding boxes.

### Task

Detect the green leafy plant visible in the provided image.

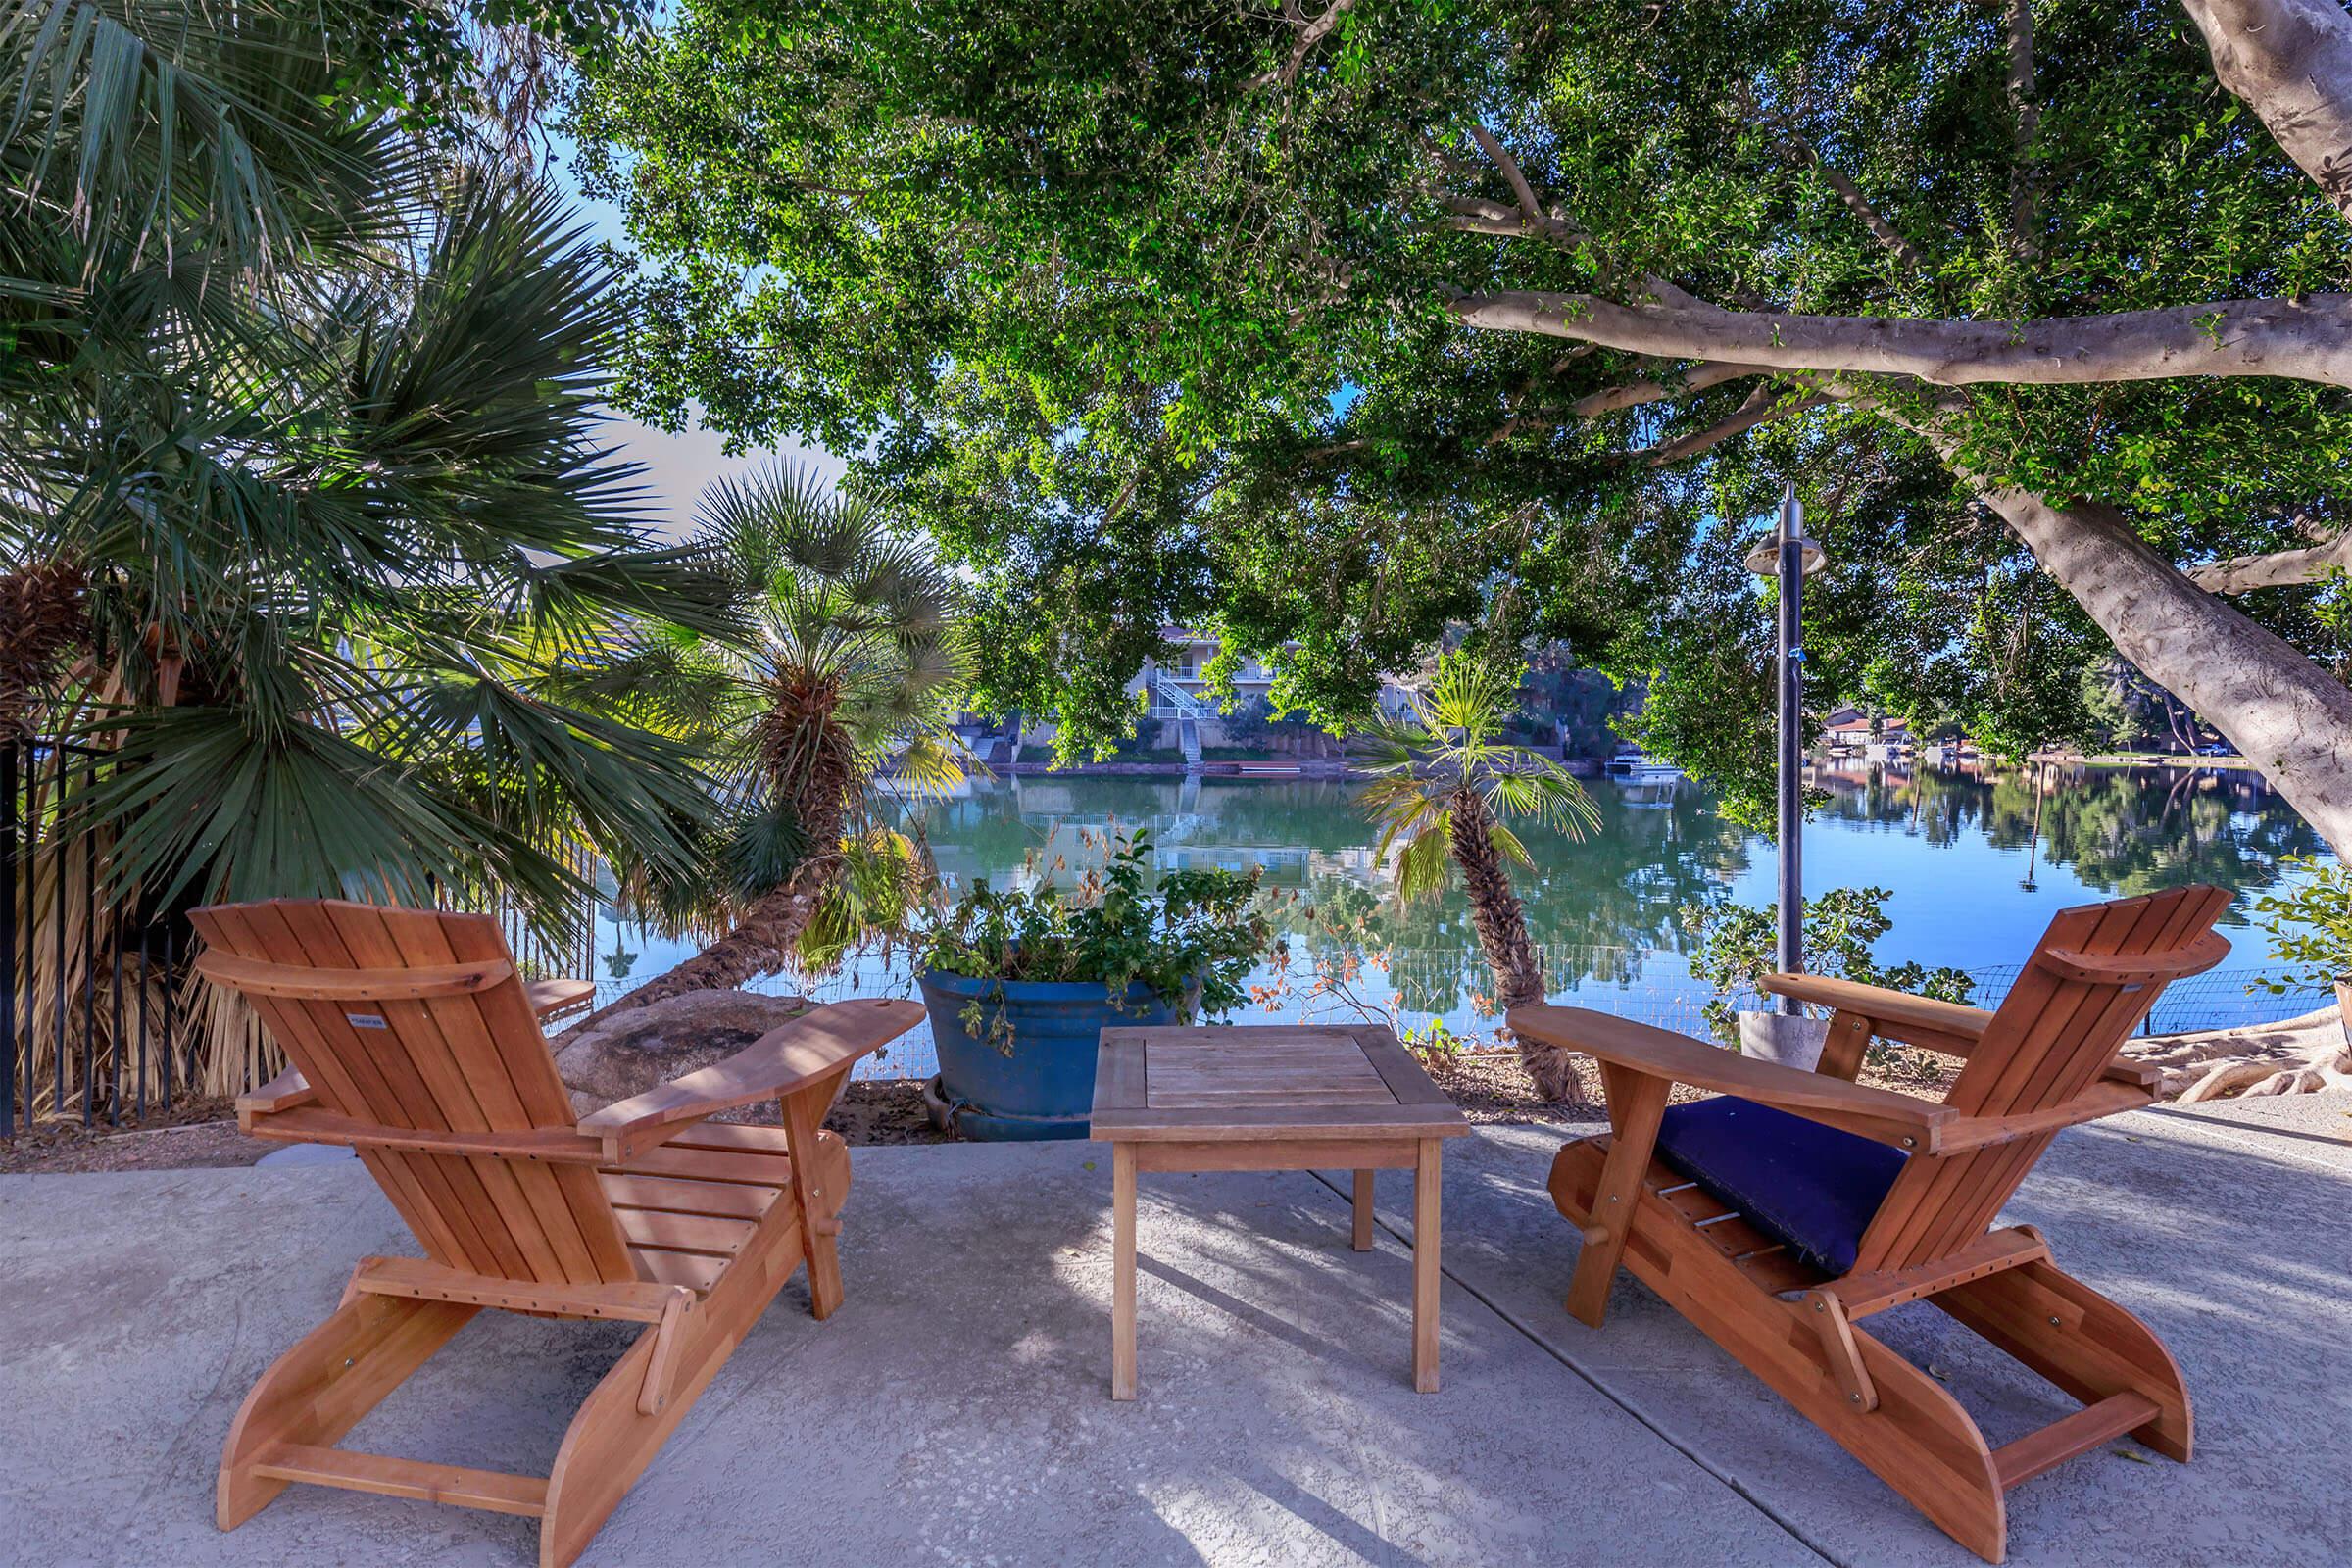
[2248,855,2352,996]
[1400,1017,1469,1064]
[1681,887,1975,1044]
[914,828,1279,1054]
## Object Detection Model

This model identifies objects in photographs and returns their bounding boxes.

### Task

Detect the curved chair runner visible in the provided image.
[190,899,922,1568]
[1514,885,2230,1563]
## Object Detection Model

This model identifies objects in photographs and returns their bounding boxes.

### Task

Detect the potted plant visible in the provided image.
[913,829,1278,1140]
[1682,887,1975,1067]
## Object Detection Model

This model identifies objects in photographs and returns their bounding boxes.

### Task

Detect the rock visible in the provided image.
[553,989,813,1120]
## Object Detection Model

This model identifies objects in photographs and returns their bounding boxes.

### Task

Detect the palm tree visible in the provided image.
[577,463,968,1017]
[1,1,731,1103]
[1352,649,1598,1099]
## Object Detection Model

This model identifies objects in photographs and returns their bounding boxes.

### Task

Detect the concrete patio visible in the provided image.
[4,1098,2346,1567]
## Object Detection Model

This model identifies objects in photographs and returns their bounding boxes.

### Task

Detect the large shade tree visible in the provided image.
[577,2,2352,847]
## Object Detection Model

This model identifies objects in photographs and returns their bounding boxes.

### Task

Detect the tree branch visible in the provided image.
[1440,127,1702,308]
[1736,87,1931,273]
[2005,0,2042,260]
[2181,0,2352,223]
[1471,126,1547,224]
[1248,0,1357,91]
[1484,347,1596,443]
[1448,290,2352,388]
[1635,389,1832,466]
[1566,359,1768,417]
[1435,194,1588,251]
[2186,534,2352,594]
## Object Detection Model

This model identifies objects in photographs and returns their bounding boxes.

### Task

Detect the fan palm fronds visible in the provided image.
[1351,648,1597,1100]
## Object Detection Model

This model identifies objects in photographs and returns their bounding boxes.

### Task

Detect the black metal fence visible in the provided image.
[1,734,184,1137]
[0,727,600,1138]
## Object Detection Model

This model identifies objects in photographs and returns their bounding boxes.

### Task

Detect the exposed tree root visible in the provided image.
[2123,1006,2352,1101]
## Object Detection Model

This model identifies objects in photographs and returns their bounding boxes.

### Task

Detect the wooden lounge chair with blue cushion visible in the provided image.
[189,899,922,1568]
[1512,884,2230,1563]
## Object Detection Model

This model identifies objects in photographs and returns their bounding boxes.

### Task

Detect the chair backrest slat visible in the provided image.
[1853,885,2228,1274]
[191,899,636,1287]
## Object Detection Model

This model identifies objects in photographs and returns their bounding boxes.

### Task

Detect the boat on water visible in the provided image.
[1603,748,1683,784]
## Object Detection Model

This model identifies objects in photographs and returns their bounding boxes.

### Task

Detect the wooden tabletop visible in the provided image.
[1090,1024,1470,1142]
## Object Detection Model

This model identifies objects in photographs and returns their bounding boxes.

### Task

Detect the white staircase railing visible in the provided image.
[1152,669,1210,719]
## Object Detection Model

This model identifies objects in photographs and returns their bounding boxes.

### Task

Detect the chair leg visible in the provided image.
[781,1077,855,1320]
[218,1293,477,1530]
[1564,1064,1669,1328]
[1936,1254,2192,1463]
[542,1163,815,1568]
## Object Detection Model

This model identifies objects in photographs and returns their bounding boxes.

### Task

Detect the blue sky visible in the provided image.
[552,137,845,540]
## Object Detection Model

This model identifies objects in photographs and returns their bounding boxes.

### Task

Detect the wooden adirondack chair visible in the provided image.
[189,899,923,1568]
[1512,884,2230,1563]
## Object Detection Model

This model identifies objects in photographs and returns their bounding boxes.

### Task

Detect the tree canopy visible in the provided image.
[575,1,2352,837]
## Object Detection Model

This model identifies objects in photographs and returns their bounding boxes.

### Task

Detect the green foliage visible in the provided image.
[2,2,732,935]
[576,460,971,937]
[914,829,1279,1053]
[796,827,928,973]
[571,0,2352,794]
[2248,854,2352,993]
[1399,1016,1469,1063]
[1680,886,1976,1042]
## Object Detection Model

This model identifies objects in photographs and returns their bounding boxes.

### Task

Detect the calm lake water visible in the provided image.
[592,761,2334,1081]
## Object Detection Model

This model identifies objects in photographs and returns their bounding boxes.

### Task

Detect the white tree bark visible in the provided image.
[1448,290,2352,388]
[2187,533,2352,593]
[2182,0,2352,221]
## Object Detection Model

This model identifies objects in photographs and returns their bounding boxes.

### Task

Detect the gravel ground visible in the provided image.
[1423,1039,1957,1125]
[1,1080,954,1174]
[2,1034,1963,1174]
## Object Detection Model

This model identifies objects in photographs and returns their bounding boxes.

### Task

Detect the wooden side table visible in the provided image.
[1089,1023,1470,1399]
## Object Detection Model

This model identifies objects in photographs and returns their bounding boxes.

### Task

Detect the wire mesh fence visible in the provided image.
[584,941,2328,1089]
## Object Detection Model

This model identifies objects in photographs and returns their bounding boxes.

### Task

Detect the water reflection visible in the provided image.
[595,763,2334,1065]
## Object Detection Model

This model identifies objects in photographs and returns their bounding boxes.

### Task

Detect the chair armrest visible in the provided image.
[578,998,925,1161]
[237,1067,317,1124]
[525,977,596,1021]
[1758,974,1995,1054]
[1936,1077,2153,1153]
[1508,1004,1953,1152]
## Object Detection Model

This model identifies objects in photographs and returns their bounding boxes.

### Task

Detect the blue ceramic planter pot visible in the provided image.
[917,968,1198,1141]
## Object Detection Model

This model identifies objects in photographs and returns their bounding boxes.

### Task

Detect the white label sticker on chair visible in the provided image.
[346,1012,389,1029]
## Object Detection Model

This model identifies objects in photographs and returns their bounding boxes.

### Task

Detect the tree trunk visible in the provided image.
[1971,482,2352,853]
[0,564,89,728]
[1446,789,1578,1100]
[563,795,850,1036]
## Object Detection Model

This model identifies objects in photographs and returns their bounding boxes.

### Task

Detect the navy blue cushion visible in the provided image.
[1653,1097,1908,1274]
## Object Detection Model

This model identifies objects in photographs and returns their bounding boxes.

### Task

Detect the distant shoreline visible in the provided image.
[2029,749,2253,771]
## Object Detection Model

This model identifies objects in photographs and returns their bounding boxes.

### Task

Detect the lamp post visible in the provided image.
[1744,484,1825,1009]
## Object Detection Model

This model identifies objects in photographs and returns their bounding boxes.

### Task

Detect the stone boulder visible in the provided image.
[553,989,813,1121]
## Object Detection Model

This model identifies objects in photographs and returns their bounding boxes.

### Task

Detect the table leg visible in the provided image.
[1112,1143,1138,1401]
[1351,1169,1375,1251]
[1413,1137,1442,1393]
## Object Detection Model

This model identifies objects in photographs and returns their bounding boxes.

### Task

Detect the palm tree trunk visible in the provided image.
[0,563,89,729]
[1446,789,1578,1101]
[563,790,850,1035]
